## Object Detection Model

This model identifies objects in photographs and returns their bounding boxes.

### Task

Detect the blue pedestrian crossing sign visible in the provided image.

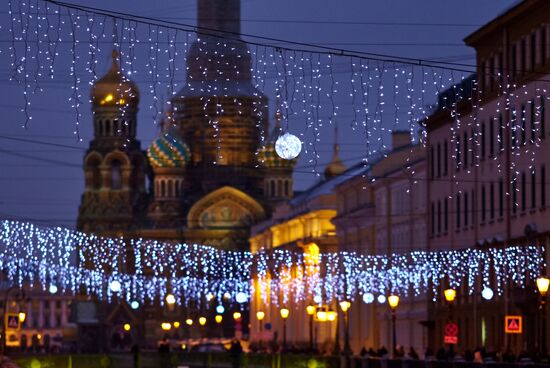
[5,314,21,331]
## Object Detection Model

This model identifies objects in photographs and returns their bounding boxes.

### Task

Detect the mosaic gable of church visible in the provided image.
[187,186,265,229]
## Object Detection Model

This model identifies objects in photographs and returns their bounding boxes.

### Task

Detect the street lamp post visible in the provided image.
[280,307,289,352]
[537,276,549,355]
[339,301,352,355]
[256,311,265,350]
[388,295,400,359]
[444,288,456,357]
[1,287,27,356]
[306,305,316,352]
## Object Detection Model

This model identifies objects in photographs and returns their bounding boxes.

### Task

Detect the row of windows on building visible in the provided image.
[94,119,135,137]
[480,24,548,92]
[430,165,547,237]
[264,178,292,199]
[430,96,546,179]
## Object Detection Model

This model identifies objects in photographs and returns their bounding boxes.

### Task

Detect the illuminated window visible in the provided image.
[111,160,122,190]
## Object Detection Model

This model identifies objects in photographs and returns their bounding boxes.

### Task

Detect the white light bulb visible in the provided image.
[275,132,301,160]
[216,305,225,314]
[49,285,58,294]
[377,295,386,304]
[313,295,323,304]
[130,301,140,310]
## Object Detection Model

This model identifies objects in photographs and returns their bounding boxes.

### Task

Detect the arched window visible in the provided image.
[277,180,283,197]
[111,160,122,189]
[105,120,112,136]
[161,180,166,198]
[284,180,290,197]
[168,180,173,198]
[270,180,275,198]
[175,180,180,197]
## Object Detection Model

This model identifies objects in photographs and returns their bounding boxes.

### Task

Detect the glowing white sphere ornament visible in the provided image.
[110,280,121,293]
[236,292,248,304]
[481,286,494,300]
[363,293,374,304]
[49,285,58,294]
[275,132,302,160]
[130,301,140,310]
[377,295,386,304]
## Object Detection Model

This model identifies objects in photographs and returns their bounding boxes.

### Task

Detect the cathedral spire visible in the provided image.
[324,124,347,179]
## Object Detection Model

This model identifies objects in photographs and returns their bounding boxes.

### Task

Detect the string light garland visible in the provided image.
[0,220,544,309]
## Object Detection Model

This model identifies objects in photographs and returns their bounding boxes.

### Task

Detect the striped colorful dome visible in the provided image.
[147,130,190,169]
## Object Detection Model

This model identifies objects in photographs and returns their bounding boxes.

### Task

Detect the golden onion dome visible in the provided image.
[91,50,139,107]
[324,125,347,179]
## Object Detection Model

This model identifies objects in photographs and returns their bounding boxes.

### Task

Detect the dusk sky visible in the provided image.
[0,0,517,228]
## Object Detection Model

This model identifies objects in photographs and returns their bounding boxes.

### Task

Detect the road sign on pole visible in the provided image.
[444,322,458,344]
[505,316,522,334]
[5,314,20,331]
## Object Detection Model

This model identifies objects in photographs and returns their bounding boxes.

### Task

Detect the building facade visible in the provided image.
[426,0,550,354]
[249,132,427,355]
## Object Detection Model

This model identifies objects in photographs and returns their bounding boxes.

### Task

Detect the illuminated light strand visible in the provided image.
[0,219,544,308]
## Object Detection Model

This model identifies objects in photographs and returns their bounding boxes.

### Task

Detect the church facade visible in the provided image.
[76,0,294,250]
[74,0,296,350]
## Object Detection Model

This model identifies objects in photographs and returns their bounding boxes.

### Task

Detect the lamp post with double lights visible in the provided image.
[537,276,550,355]
[444,289,456,355]
[339,300,352,355]
[306,305,316,352]
[280,307,289,351]
[388,295,400,359]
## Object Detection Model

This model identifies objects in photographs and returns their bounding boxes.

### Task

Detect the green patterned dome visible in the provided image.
[147,130,190,169]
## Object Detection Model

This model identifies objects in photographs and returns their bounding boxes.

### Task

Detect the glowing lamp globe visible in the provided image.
[377,295,386,304]
[363,293,374,304]
[444,289,457,303]
[216,305,225,314]
[173,321,181,328]
[313,295,323,304]
[316,310,327,322]
[233,311,242,320]
[481,286,494,300]
[130,301,140,310]
[537,276,550,297]
[280,307,290,319]
[256,311,265,321]
[306,305,316,315]
[110,280,121,293]
[327,310,337,322]
[275,132,302,160]
[49,285,58,294]
[161,322,171,331]
[123,323,131,331]
[339,300,351,312]
[235,292,248,304]
[388,295,400,309]
[165,294,176,305]
[18,312,26,323]
[185,318,193,326]
[199,317,207,326]
[215,315,223,324]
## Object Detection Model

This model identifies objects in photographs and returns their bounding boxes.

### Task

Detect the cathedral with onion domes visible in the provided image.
[76,1,296,251]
